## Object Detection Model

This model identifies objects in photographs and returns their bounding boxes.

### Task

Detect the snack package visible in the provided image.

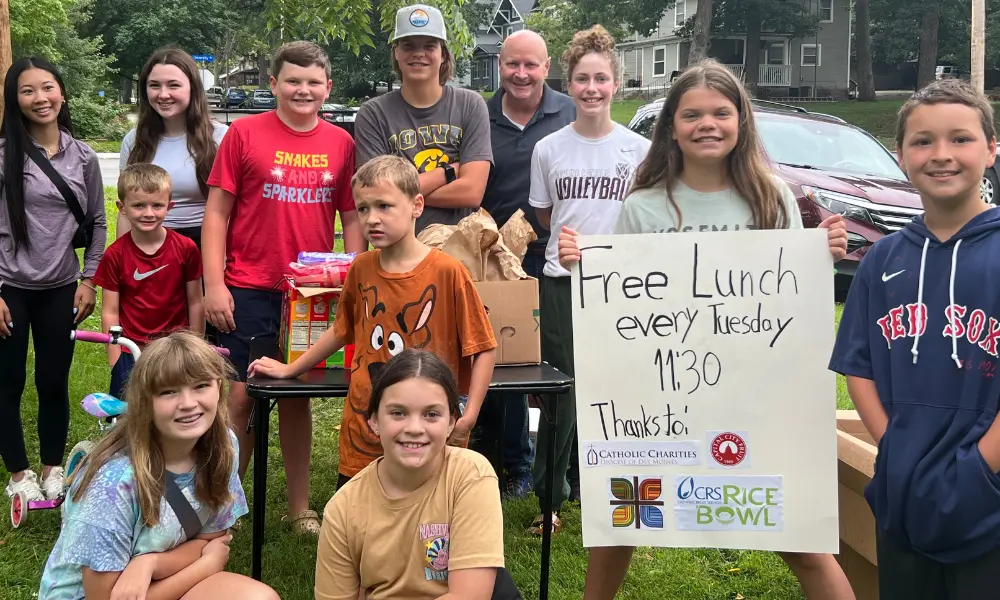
[297,251,356,265]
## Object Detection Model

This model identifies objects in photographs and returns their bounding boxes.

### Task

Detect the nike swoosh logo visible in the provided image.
[133,265,169,281]
[882,270,905,282]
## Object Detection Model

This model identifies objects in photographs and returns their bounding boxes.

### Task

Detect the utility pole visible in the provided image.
[0,0,11,115]
[972,0,985,93]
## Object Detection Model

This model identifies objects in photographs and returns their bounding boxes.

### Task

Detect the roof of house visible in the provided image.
[474,43,502,55]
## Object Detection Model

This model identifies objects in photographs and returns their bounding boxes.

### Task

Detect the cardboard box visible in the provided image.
[475,278,540,365]
[836,410,879,600]
[279,283,353,369]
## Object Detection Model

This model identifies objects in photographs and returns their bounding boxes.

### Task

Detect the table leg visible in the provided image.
[251,395,271,581]
[540,393,558,600]
[498,394,507,493]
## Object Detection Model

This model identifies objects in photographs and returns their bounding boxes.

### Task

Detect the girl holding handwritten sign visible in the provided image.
[526,25,652,536]
[557,61,852,600]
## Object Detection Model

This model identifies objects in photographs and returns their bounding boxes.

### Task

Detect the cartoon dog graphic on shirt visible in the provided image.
[345,282,437,456]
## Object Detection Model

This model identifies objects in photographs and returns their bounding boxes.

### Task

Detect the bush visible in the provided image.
[69,96,131,141]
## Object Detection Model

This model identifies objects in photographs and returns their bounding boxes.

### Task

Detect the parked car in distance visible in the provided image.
[206,86,224,107]
[627,99,925,291]
[224,87,247,108]
[248,89,276,109]
[320,103,358,123]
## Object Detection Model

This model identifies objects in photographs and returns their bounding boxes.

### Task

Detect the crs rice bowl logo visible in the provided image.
[674,475,784,531]
[409,8,430,26]
[710,432,747,467]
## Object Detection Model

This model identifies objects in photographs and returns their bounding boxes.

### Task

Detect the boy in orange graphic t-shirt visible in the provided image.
[249,155,497,484]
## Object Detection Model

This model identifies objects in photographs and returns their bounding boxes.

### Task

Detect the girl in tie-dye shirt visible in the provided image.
[38,331,277,600]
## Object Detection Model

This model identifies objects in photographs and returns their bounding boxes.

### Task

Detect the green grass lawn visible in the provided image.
[0,188,855,599]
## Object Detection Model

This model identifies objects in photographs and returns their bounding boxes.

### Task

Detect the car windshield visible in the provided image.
[756,116,906,179]
[255,91,273,98]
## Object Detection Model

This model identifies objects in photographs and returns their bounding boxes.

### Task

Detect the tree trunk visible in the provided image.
[0,0,11,116]
[257,52,268,89]
[916,4,939,90]
[688,0,713,65]
[856,0,876,101]
[972,0,985,93]
[121,75,133,104]
[744,7,762,96]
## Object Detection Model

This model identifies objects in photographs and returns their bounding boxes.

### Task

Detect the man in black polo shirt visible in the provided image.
[477,29,575,501]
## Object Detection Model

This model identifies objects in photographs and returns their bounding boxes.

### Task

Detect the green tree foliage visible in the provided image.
[526,0,659,64]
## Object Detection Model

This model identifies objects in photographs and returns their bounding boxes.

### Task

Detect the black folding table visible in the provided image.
[245,338,573,600]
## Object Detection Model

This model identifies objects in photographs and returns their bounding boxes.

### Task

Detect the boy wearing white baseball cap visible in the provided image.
[354,3,493,235]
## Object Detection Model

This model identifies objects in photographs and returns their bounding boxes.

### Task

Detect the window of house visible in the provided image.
[675,1,686,26]
[767,42,785,65]
[819,0,833,22]
[653,47,666,77]
[801,44,822,67]
[505,26,513,38]
[499,8,510,21]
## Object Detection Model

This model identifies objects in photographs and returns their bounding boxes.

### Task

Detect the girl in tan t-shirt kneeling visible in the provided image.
[315,349,521,600]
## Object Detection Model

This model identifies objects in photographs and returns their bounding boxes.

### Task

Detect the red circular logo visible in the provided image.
[710,432,747,467]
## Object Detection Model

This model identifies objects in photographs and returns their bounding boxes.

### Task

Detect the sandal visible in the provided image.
[282,509,321,536]
[527,513,562,536]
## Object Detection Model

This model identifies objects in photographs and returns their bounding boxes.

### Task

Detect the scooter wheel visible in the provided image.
[10,490,27,528]
[66,440,95,478]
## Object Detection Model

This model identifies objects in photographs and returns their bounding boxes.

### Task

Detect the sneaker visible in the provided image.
[5,470,46,502]
[504,472,533,499]
[41,467,65,500]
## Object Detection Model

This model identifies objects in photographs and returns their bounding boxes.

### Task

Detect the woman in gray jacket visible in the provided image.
[0,56,106,503]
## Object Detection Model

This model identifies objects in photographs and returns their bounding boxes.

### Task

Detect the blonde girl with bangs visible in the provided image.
[557,60,855,600]
[37,332,277,600]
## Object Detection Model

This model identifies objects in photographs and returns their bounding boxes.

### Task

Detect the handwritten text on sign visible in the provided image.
[571,231,839,553]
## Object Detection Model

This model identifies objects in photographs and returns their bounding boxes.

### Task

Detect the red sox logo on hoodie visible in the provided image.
[877,302,1000,358]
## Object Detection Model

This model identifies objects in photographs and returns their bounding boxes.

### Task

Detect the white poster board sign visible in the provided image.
[571,230,839,553]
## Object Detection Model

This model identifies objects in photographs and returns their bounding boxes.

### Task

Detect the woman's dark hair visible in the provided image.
[367,350,461,419]
[130,47,217,199]
[1,56,73,253]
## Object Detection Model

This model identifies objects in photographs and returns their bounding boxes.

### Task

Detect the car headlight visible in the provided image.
[801,186,875,227]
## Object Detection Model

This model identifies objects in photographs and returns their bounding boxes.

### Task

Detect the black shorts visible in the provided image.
[876,528,1000,599]
[218,286,284,382]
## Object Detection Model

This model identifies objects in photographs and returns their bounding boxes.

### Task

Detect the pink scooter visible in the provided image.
[9,327,229,528]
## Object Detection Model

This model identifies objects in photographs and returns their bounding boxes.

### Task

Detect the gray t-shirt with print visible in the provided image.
[354,86,493,233]
[615,177,804,234]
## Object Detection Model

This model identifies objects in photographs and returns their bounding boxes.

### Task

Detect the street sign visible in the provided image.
[193,54,215,63]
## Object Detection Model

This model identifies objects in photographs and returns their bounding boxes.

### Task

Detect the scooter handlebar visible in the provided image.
[71,330,112,343]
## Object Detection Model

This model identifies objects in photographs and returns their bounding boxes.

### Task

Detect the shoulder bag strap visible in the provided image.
[26,143,85,226]
[164,473,203,541]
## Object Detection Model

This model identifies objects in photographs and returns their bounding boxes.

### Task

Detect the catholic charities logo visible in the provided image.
[674,475,783,531]
[585,440,700,468]
[609,476,664,530]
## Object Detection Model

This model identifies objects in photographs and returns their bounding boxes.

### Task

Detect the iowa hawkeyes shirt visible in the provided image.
[529,123,651,278]
[354,86,493,233]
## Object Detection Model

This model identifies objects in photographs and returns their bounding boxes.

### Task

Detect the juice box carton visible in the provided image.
[279,283,354,369]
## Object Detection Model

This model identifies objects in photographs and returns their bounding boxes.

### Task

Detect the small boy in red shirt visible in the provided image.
[94,163,204,399]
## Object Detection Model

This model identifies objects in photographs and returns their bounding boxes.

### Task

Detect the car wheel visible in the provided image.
[982,168,999,205]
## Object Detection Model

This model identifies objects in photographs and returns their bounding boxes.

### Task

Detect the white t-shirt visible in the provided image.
[529,123,651,277]
[614,176,804,234]
[119,122,229,228]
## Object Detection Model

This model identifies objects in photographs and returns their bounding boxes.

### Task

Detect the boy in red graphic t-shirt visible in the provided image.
[94,163,204,399]
[202,40,366,535]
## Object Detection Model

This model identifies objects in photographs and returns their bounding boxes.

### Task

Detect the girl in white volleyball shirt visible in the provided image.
[525,24,650,535]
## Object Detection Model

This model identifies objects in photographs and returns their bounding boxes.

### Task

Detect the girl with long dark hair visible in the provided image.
[0,56,107,503]
[119,47,227,249]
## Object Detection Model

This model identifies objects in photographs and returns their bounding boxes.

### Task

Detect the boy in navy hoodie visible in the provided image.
[831,78,1000,599]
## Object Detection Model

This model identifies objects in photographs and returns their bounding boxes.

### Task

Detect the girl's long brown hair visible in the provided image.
[130,48,218,199]
[70,332,236,526]
[631,58,788,230]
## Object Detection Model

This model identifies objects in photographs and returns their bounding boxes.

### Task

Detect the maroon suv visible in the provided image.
[628,100,925,289]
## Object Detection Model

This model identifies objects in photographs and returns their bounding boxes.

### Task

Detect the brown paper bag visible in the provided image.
[416,209,536,281]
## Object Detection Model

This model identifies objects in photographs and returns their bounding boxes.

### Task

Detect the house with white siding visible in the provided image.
[616,0,854,99]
